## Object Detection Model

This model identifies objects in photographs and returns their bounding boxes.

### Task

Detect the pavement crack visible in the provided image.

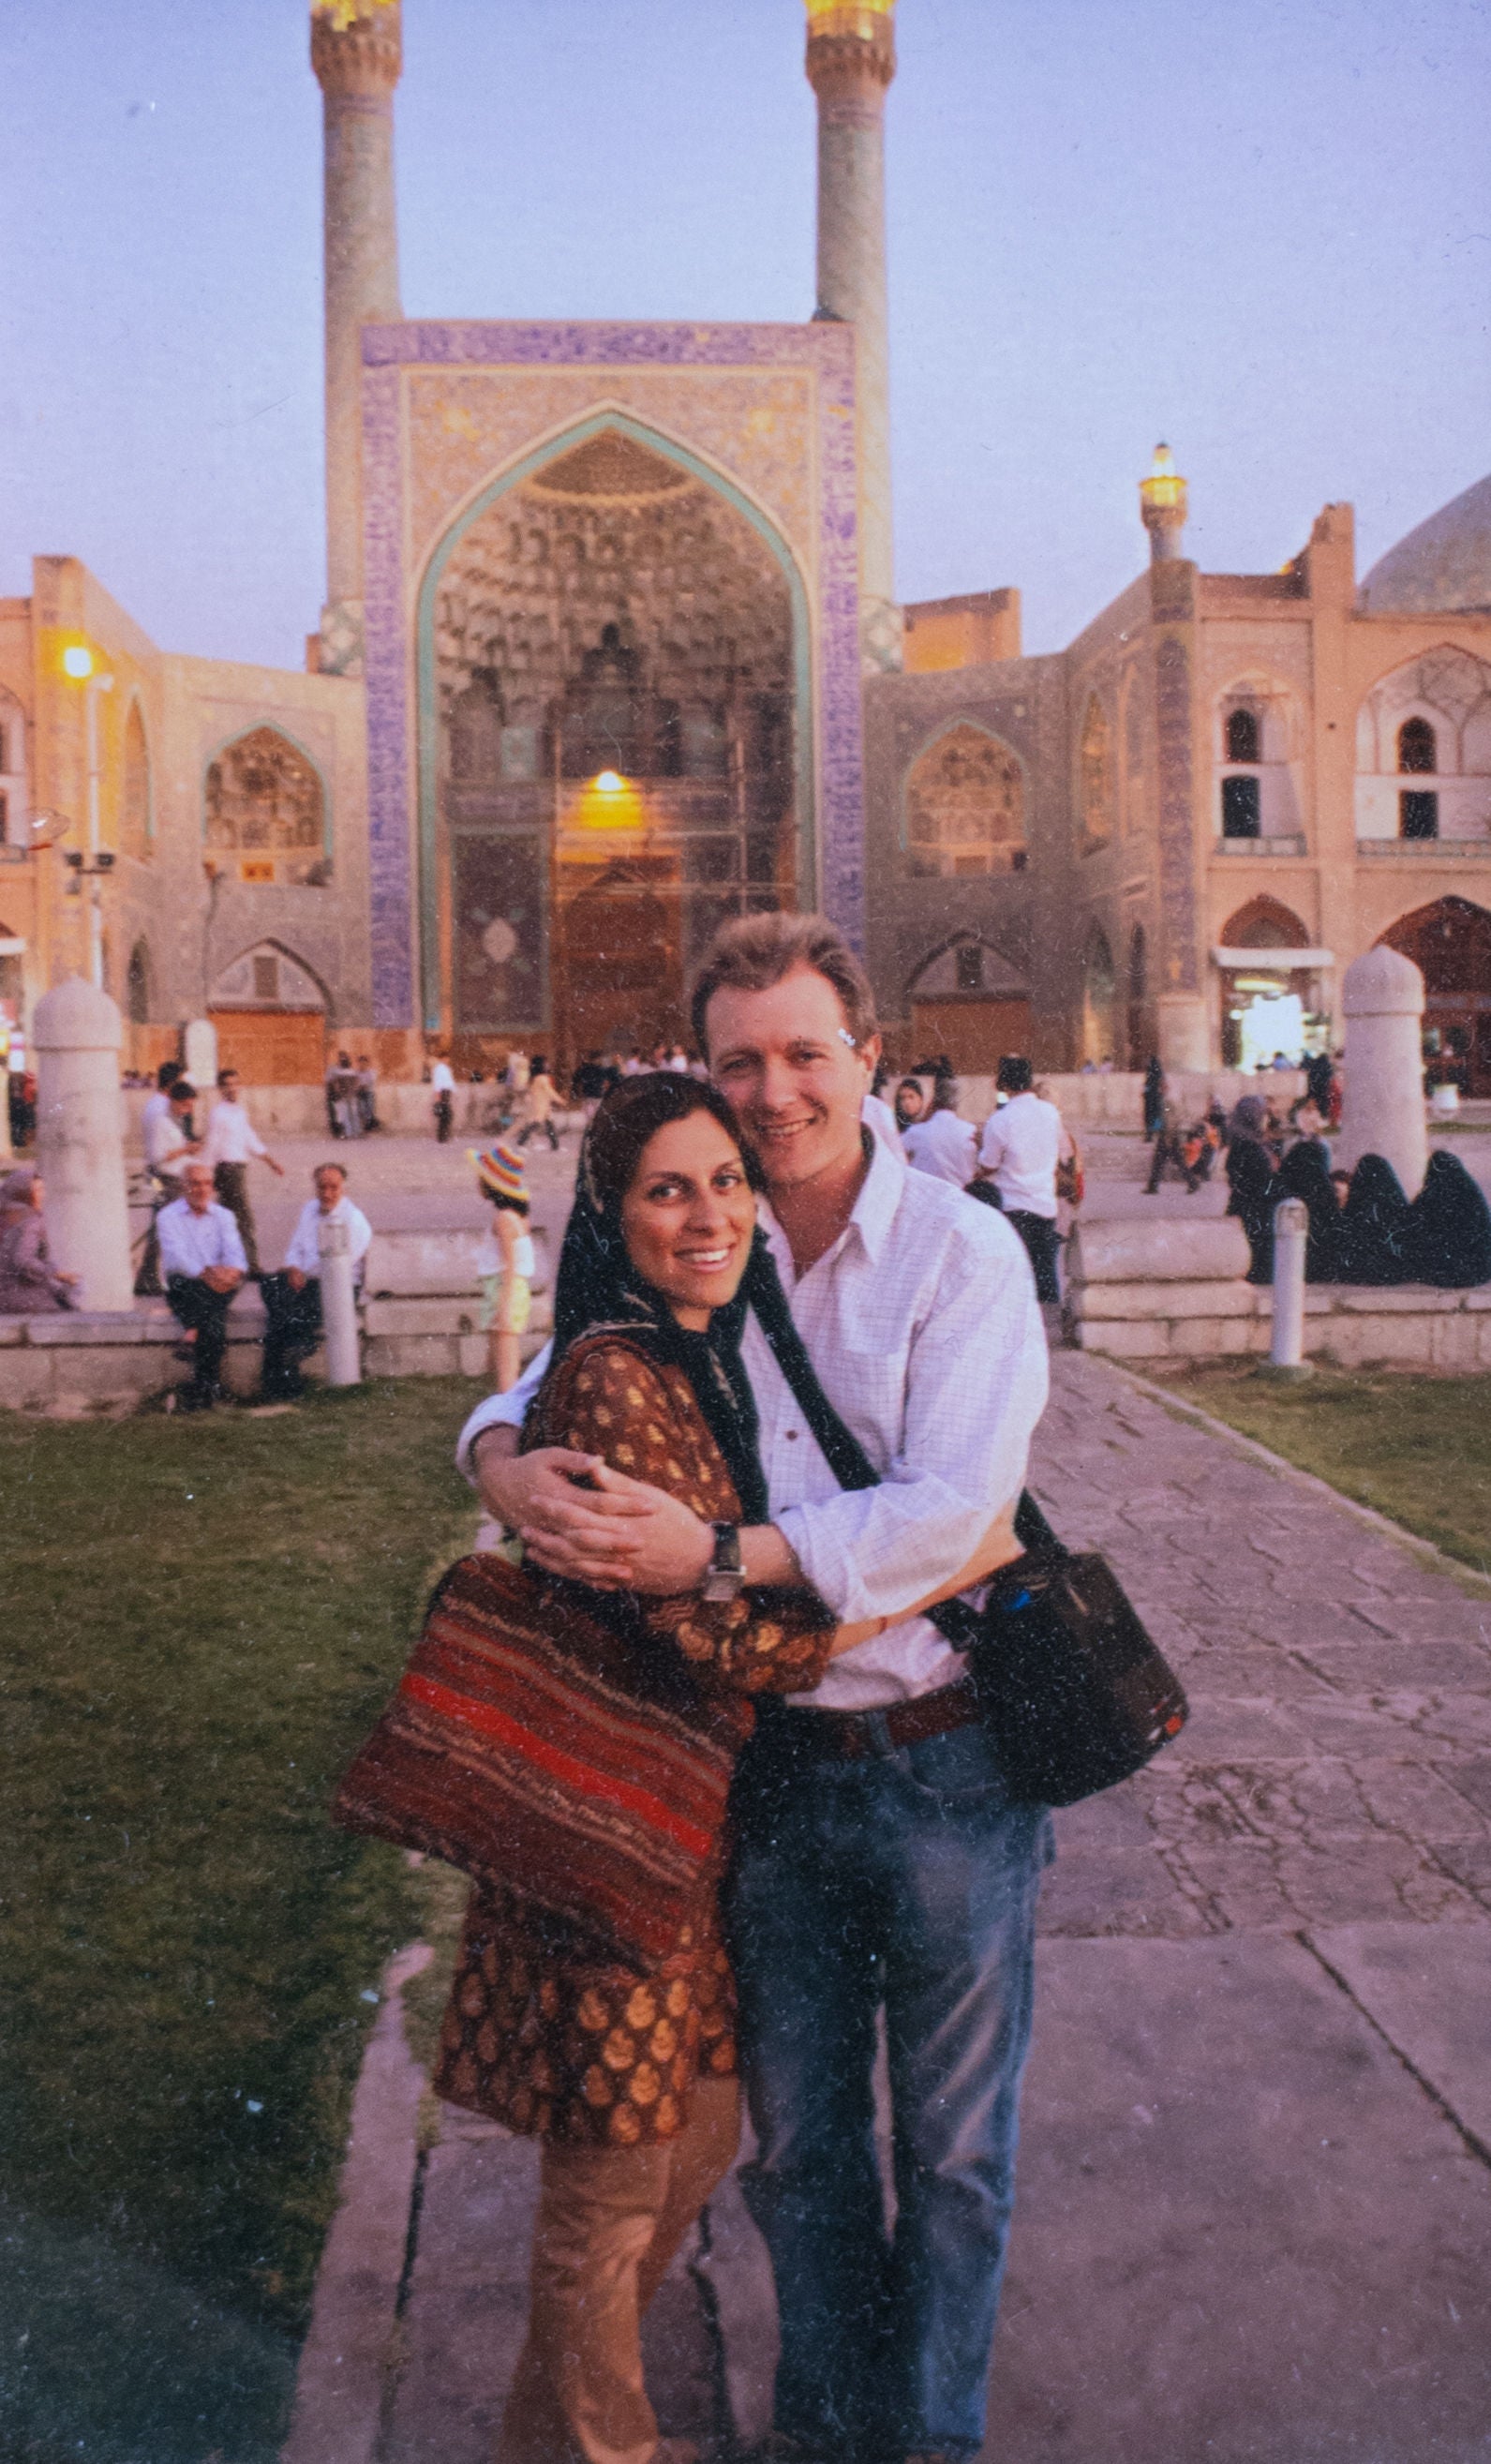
[1299,1933,1491,2173]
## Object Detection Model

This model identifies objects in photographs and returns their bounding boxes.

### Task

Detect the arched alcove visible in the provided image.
[122,700,153,860]
[902,722,1025,878]
[1217,899,1318,1068]
[204,726,329,888]
[208,939,331,1084]
[903,931,1030,1075]
[1078,697,1113,850]
[1080,926,1117,1062]
[1380,898,1491,1095]
[418,411,813,1061]
[1355,646,1491,845]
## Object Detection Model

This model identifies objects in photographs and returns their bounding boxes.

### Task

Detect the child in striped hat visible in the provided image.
[470,1142,534,1393]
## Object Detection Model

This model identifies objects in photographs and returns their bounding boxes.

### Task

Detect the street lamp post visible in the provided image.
[62,644,114,990]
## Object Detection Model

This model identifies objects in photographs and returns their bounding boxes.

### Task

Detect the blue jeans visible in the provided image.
[724,1714,1053,2460]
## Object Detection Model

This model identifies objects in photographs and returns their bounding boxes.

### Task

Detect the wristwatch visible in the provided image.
[700,1520,744,1605]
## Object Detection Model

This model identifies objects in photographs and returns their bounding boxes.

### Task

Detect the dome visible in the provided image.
[1358,471,1491,617]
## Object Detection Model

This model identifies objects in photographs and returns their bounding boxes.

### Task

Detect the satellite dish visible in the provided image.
[29,808,73,850]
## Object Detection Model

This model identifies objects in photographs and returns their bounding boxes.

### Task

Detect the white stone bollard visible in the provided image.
[34,977,134,1313]
[318,1214,362,1388]
[1336,944,1428,1199]
[1268,1197,1310,1373]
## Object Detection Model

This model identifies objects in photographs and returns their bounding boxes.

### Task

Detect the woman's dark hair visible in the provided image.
[581,1071,763,1217]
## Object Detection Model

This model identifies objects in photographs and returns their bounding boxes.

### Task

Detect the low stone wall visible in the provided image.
[1064,1218,1491,1368]
[1,1227,556,1412]
[944,1070,1305,1133]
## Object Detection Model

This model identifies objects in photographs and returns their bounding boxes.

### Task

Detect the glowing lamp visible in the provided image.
[62,644,95,680]
[1140,443,1185,515]
[595,770,625,795]
[574,770,643,833]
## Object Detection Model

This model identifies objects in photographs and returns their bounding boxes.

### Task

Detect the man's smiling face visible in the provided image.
[705,963,878,1196]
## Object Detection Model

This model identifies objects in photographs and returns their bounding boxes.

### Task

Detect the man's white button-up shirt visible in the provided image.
[201,1100,268,1170]
[157,1199,248,1282]
[901,1109,977,1187]
[455,1133,1048,1712]
[283,1195,373,1279]
[977,1091,1063,1219]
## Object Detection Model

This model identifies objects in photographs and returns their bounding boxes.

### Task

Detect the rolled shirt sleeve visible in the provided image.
[455,1341,551,1481]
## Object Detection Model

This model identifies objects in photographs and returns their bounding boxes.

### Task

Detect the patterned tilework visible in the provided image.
[360,321,865,1025]
[1150,561,1200,996]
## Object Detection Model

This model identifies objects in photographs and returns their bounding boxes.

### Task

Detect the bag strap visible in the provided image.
[747,1281,1065,1608]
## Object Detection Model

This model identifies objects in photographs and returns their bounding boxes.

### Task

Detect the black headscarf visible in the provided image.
[1277,1139,1343,1282]
[539,1080,771,1525]
[1336,1154,1412,1285]
[1405,1151,1491,1289]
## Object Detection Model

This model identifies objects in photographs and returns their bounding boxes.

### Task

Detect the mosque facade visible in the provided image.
[1,0,1488,1093]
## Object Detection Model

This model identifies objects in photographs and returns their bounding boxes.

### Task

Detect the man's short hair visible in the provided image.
[171,1081,197,1104]
[997,1054,1033,1094]
[315,1161,347,1182]
[690,912,877,1055]
[157,1060,182,1091]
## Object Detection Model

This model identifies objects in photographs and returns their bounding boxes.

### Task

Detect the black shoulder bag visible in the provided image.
[750,1294,1187,1808]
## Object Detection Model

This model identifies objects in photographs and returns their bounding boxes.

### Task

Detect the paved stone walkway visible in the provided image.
[291,1347,1491,2464]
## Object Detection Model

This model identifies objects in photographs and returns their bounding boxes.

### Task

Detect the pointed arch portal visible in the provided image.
[358,320,863,1037]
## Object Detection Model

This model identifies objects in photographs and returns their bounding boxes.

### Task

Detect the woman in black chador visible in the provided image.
[1225,1098,1280,1283]
[1336,1154,1412,1285]
[1405,1151,1491,1288]
[1277,1139,1344,1282]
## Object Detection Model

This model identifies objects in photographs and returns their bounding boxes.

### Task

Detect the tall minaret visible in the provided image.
[805,0,900,672]
[311,0,403,678]
[1140,443,1189,563]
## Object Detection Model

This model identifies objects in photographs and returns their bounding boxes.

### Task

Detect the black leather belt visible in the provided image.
[757,1679,981,1763]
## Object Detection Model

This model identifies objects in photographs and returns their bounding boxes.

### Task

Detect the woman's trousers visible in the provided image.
[498,2075,739,2464]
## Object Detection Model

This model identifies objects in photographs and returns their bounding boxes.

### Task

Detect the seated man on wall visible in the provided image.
[157,1160,247,1411]
[260,1161,372,1401]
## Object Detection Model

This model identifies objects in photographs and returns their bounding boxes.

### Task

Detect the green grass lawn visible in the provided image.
[1141,1364,1491,1576]
[0,1380,481,2464]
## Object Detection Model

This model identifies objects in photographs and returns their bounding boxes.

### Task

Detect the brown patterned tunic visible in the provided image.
[432,1332,834,2146]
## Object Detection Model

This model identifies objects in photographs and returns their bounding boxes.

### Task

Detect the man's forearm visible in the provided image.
[471,1423,523,1522]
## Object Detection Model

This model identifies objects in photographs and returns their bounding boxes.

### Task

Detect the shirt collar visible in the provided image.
[756,1113,905,1275]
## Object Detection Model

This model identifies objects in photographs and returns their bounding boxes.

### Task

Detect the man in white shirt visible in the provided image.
[459,914,1051,2464]
[260,1162,372,1400]
[201,1068,284,1275]
[901,1079,977,1187]
[975,1055,1064,1303]
[430,1053,456,1142]
[157,1159,247,1409]
[135,1079,201,1297]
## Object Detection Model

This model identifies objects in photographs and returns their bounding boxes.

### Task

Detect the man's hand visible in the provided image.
[285,1267,307,1293]
[201,1266,243,1295]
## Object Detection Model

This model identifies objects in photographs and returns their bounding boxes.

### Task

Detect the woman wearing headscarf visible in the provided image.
[1405,1151,1491,1288]
[434,1074,846,2464]
[1336,1154,1413,1285]
[0,1168,80,1312]
[1225,1097,1280,1284]
[1276,1138,1344,1282]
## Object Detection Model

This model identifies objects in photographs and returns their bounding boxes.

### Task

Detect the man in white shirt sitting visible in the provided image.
[459,914,1051,2464]
[975,1054,1065,1303]
[201,1068,284,1276]
[900,1077,977,1187]
[157,1159,247,1410]
[260,1161,372,1400]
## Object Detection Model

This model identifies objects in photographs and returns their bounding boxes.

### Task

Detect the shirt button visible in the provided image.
[784,1429,798,1441]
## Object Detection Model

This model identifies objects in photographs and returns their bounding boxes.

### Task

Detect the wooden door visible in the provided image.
[210,1009,326,1085]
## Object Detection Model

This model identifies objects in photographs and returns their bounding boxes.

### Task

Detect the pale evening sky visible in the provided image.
[1,0,1487,668]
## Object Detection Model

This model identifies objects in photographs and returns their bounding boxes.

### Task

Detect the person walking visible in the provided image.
[433,1076,843,2464]
[1141,1054,1165,1139]
[975,1054,1065,1303]
[134,1078,201,1295]
[470,1141,536,1393]
[259,1161,372,1401]
[463,914,1048,2464]
[514,1056,562,1152]
[900,1076,977,1186]
[157,1159,247,1410]
[201,1068,284,1275]
[430,1053,457,1142]
[0,1167,81,1311]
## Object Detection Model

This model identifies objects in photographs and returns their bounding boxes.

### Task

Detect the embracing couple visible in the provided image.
[445,912,1052,2464]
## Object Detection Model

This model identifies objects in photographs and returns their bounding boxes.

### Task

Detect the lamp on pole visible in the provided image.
[62,644,114,990]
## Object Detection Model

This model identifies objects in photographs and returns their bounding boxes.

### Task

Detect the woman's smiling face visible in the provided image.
[619,1111,757,1331]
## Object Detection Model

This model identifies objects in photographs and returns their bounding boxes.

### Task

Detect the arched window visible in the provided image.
[1220,896,1310,950]
[126,940,152,1024]
[903,723,1025,878]
[122,701,152,860]
[1226,707,1261,764]
[1081,927,1117,1064]
[204,727,327,887]
[1079,697,1112,848]
[1398,717,1437,774]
